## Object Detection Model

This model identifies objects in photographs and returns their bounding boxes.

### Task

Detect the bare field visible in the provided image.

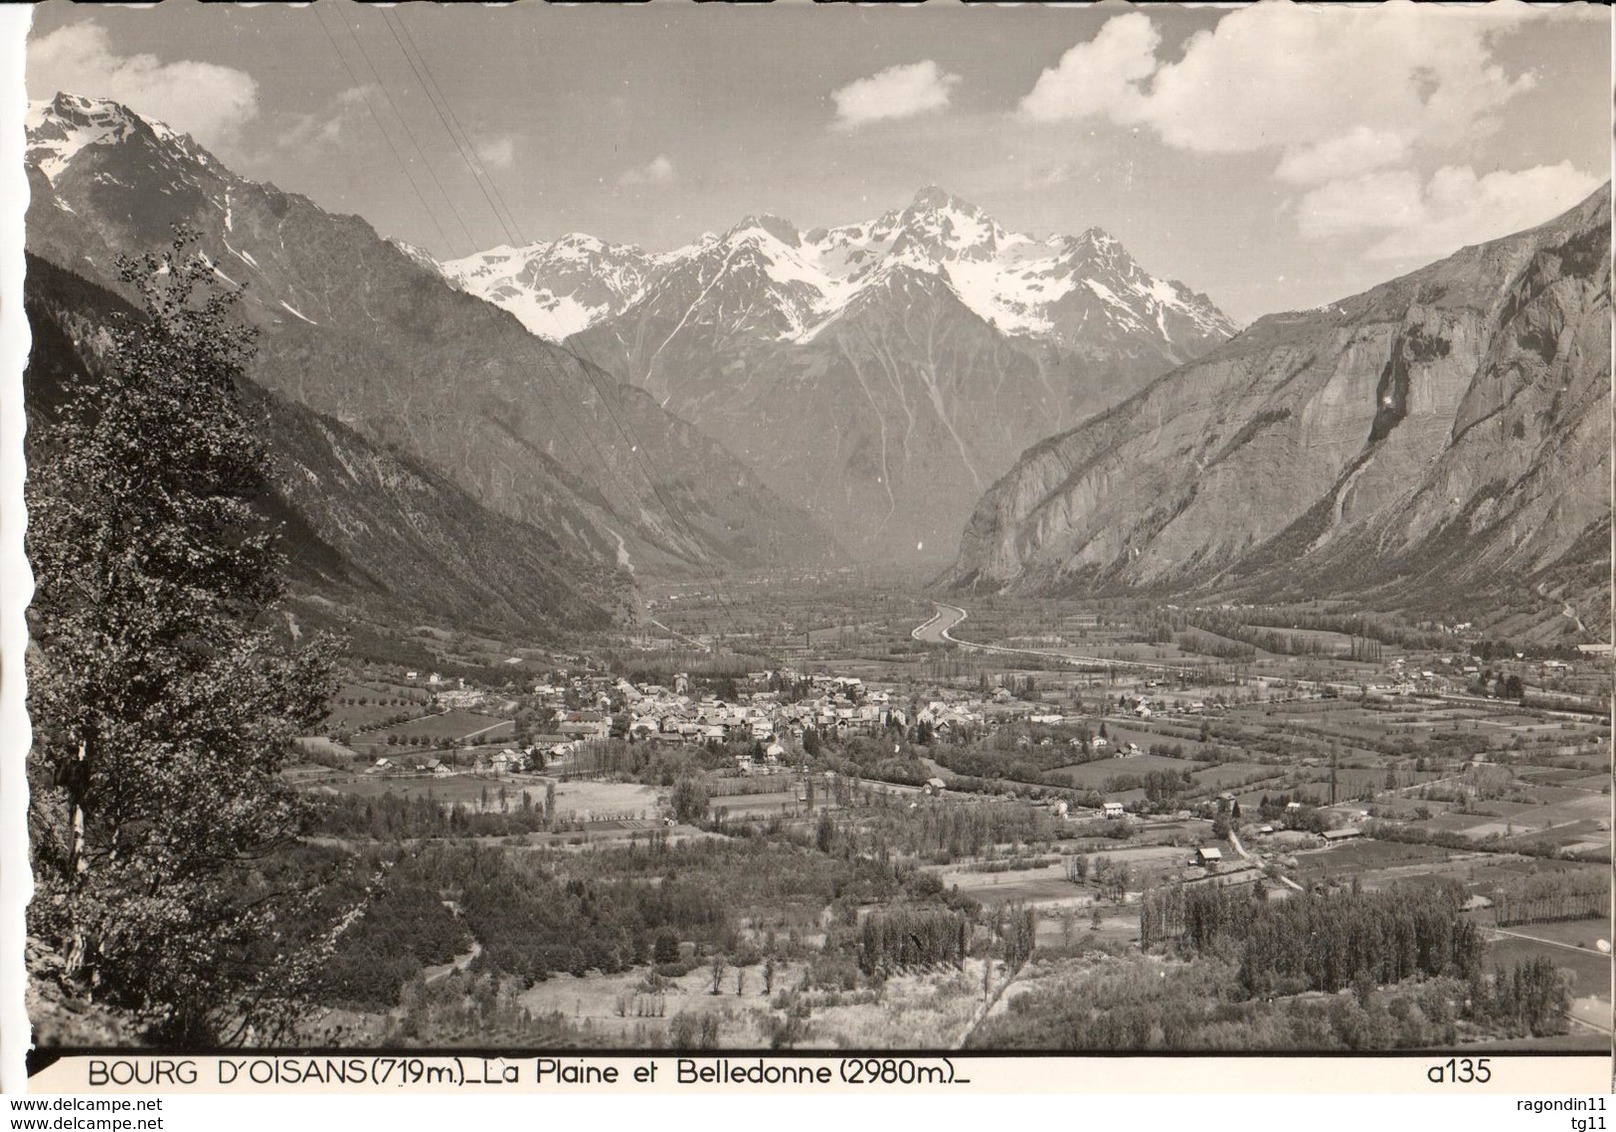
[1484,928,1612,1000]
[512,956,998,1050]
[1051,753,1200,788]
[933,862,1086,905]
[715,795,821,822]
[1287,838,1457,878]
[1186,762,1288,792]
[307,773,662,820]
[548,780,663,817]
[516,960,794,1047]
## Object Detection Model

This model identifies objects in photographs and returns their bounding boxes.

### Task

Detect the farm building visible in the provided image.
[1320,826,1363,841]
[1102,801,1125,819]
[924,777,947,796]
[559,711,610,739]
[1195,847,1223,867]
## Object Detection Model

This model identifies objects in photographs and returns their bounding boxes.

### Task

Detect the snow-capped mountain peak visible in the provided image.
[26,92,204,183]
[725,214,802,247]
[887,186,1008,264]
[440,232,659,341]
[444,187,1237,351]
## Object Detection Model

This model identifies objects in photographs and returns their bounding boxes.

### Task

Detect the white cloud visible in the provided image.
[1295,170,1426,241]
[1298,162,1601,261]
[28,23,259,151]
[831,61,961,130]
[274,86,373,151]
[476,137,515,170]
[1018,14,1159,126]
[1274,128,1409,186]
[1017,3,1540,177]
[618,154,675,186]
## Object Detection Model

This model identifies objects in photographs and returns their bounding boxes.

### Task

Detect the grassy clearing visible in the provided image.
[389,710,511,741]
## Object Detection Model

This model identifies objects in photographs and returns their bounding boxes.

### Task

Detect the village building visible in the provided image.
[558,710,610,740]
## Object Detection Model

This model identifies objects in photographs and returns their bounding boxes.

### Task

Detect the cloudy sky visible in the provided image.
[25,0,1612,322]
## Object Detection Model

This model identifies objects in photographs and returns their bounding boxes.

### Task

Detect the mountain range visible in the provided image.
[446,188,1238,562]
[25,92,1606,640]
[24,93,837,635]
[943,183,1612,640]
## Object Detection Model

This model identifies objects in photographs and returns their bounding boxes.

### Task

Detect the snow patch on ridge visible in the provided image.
[279,300,318,325]
[438,185,1238,350]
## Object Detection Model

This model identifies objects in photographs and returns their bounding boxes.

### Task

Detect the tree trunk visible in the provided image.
[64,739,90,980]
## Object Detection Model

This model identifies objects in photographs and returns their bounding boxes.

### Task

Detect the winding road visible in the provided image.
[911,603,1195,675]
[911,603,969,645]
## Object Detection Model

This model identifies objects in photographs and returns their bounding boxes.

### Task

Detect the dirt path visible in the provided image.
[460,718,514,742]
[1231,828,1305,892]
[954,960,1026,1049]
[644,615,707,651]
[424,940,482,984]
[1489,926,1609,956]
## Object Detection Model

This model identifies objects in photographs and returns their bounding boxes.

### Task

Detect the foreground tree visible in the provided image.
[26,229,336,1044]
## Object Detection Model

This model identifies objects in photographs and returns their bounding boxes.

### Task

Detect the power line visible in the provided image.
[382,10,525,250]
[317,4,655,594]
[334,8,480,258]
[358,8,689,569]
[312,4,456,256]
[380,10,747,641]
[385,9,746,640]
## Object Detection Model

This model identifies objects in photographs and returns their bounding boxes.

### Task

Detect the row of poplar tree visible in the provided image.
[1139,881,1487,995]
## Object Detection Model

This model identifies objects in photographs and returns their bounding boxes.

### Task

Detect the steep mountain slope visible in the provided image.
[504,188,1237,562]
[23,253,629,638]
[24,92,835,584]
[944,185,1611,635]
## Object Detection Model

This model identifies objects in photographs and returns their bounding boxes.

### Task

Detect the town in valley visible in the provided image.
[16,1,1612,1059]
[262,577,1612,1051]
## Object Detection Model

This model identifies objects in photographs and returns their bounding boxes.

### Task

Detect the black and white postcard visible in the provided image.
[4,0,1611,1104]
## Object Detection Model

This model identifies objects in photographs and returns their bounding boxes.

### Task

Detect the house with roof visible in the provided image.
[559,710,609,740]
[629,716,661,739]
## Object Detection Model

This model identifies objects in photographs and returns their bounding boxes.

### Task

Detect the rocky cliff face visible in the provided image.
[25,93,836,584]
[555,189,1236,562]
[945,185,1611,634]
